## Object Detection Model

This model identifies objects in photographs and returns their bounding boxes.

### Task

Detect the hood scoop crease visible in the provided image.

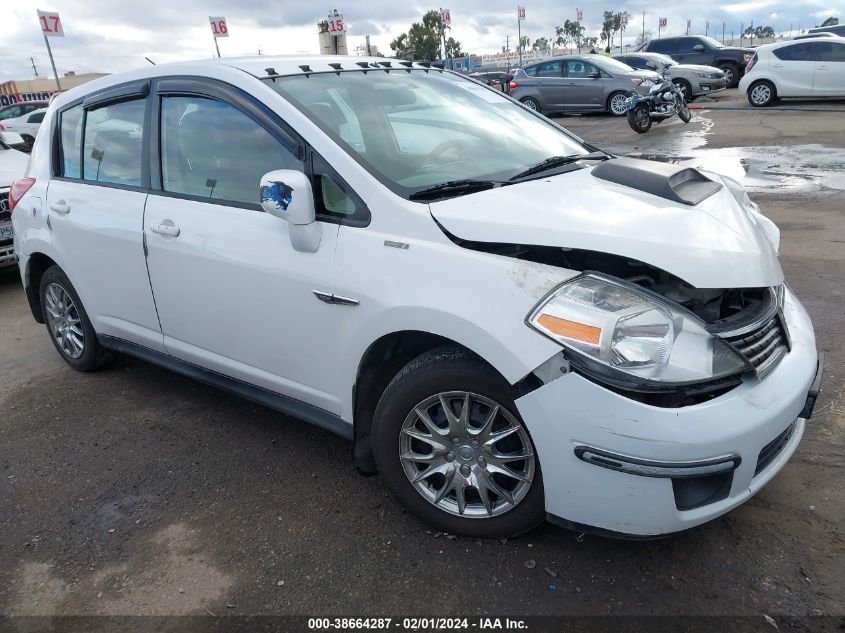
[592,156,723,206]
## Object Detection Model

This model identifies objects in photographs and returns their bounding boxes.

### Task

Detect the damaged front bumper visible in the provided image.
[515,286,819,537]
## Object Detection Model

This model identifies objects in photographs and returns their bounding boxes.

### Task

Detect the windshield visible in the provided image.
[700,36,724,49]
[265,70,588,199]
[592,57,636,74]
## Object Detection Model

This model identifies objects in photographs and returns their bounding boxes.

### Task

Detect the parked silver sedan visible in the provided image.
[614,52,727,100]
[509,55,660,116]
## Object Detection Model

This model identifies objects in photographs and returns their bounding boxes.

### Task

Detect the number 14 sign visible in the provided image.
[37,10,64,37]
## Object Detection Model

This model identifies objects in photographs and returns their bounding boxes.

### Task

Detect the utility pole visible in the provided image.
[642,12,645,44]
[30,57,39,76]
[722,22,726,44]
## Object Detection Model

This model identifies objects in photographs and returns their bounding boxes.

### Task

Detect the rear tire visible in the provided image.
[747,80,777,107]
[371,347,545,538]
[39,266,111,372]
[520,97,541,113]
[627,104,652,133]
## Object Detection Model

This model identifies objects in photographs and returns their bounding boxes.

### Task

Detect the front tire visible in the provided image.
[607,91,630,117]
[672,79,693,101]
[747,80,777,107]
[371,347,545,538]
[39,266,110,372]
[718,63,739,88]
[678,101,692,123]
[627,104,652,133]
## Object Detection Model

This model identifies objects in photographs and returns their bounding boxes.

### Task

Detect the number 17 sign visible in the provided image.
[37,10,64,37]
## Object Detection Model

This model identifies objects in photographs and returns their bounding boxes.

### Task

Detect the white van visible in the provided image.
[10,56,821,538]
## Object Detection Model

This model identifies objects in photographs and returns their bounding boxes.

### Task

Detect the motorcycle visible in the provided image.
[625,75,691,134]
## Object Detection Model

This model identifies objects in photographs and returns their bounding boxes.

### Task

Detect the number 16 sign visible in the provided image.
[209,16,229,37]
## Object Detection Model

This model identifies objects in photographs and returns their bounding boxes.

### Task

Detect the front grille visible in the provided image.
[0,190,9,222]
[755,421,796,476]
[721,314,788,375]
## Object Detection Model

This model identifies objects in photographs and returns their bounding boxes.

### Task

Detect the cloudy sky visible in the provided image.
[1,0,842,79]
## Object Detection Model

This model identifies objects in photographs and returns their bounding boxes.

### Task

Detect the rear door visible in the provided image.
[46,83,164,352]
[812,40,845,95]
[562,60,604,110]
[646,38,679,60]
[142,78,346,415]
[771,43,816,95]
[534,60,567,109]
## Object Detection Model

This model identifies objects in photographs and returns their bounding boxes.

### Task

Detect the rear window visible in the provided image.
[523,65,539,76]
[773,42,816,61]
[82,100,145,186]
[59,105,83,178]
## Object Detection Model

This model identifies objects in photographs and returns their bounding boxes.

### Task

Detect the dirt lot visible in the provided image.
[1,90,843,624]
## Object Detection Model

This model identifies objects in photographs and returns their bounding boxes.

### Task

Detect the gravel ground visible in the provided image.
[0,91,843,624]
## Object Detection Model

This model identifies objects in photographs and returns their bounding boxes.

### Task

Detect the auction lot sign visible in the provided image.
[0,92,55,107]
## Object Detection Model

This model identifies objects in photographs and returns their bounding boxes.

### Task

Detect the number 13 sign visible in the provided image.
[37,10,64,37]
[209,16,229,38]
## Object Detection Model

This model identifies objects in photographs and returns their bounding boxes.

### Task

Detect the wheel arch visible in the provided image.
[351,328,542,475]
[23,251,59,323]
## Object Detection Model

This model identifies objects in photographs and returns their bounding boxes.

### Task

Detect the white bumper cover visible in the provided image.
[516,287,817,536]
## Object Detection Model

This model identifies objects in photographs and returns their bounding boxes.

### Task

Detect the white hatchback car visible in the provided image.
[10,56,821,538]
[740,38,845,106]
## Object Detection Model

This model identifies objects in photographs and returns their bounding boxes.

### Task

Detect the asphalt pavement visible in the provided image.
[1,91,843,623]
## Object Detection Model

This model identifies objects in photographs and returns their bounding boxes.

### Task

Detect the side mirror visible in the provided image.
[692,44,705,52]
[260,169,322,253]
[587,71,600,79]
[0,131,26,148]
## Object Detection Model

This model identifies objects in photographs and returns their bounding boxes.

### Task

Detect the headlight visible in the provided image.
[631,78,654,87]
[742,53,752,61]
[696,72,717,78]
[527,274,749,385]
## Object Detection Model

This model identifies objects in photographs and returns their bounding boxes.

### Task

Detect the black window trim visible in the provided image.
[150,76,370,226]
[52,81,152,191]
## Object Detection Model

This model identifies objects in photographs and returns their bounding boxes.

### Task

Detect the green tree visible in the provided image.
[389,10,458,61]
[520,35,530,52]
[601,11,627,50]
[556,19,585,51]
[820,16,839,27]
[532,36,550,52]
[583,36,598,51]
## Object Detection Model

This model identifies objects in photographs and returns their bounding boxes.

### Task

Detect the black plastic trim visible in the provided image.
[82,79,150,110]
[99,335,353,441]
[800,353,824,419]
[592,156,723,206]
[546,513,671,540]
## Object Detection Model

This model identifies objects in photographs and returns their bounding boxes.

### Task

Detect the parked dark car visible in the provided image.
[469,71,511,91]
[808,24,845,37]
[637,35,754,87]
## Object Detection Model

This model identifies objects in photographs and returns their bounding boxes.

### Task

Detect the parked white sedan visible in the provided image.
[0,107,47,147]
[740,38,845,106]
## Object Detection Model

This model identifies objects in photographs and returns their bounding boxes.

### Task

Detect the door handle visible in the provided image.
[817,65,828,70]
[150,221,180,237]
[49,200,70,214]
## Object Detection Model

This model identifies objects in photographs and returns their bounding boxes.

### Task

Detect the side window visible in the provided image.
[28,112,45,124]
[537,61,562,77]
[523,65,539,76]
[312,155,358,218]
[773,44,813,61]
[626,57,648,69]
[59,104,83,178]
[648,39,677,54]
[565,60,596,78]
[83,99,145,186]
[160,95,303,206]
[826,42,845,62]
[677,37,701,53]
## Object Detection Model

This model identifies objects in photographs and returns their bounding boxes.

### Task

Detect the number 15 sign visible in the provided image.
[37,10,64,37]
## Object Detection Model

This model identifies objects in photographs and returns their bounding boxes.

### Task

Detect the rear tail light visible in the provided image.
[0,123,5,131]
[8,177,36,214]
[746,54,758,73]
[509,80,519,90]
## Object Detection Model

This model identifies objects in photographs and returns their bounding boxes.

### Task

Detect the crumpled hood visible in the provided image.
[429,165,784,289]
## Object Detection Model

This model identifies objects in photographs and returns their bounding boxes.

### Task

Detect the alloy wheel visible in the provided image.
[610,93,629,115]
[750,84,771,106]
[44,282,85,359]
[399,391,535,518]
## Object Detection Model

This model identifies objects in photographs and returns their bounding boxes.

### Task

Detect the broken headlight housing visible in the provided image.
[527,273,750,387]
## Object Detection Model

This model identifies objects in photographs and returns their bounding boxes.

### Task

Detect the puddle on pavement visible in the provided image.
[626,144,845,194]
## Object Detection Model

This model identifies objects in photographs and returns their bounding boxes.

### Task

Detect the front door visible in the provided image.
[675,37,709,65]
[562,60,604,110]
[143,88,342,414]
[47,95,164,352]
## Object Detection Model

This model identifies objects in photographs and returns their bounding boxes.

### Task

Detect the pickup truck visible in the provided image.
[637,35,755,87]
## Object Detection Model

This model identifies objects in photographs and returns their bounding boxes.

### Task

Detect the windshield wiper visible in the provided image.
[509,151,610,181]
[409,179,503,201]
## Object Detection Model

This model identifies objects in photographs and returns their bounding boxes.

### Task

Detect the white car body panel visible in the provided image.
[429,167,784,289]
[1,108,47,139]
[11,56,820,536]
[739,38,845,98]
[0,145,29,185]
